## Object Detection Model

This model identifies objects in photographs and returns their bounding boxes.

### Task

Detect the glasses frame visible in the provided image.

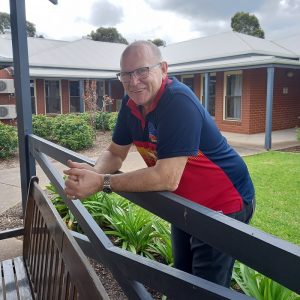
[116,63,161,83]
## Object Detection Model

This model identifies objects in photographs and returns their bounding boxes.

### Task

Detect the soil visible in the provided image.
[277,145,300,153]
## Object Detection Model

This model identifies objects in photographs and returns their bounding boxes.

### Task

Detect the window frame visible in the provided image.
[69,80,81,113]
[181,74,194,92]
[30,79,37,115]
[44,79,61,114]
[200,73,216,117]
[223,70,242,121]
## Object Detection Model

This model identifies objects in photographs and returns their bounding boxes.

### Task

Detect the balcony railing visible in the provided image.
[27,133,300,299]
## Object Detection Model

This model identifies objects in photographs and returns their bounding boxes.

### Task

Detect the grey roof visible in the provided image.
[168,55,300,74]
[29,38,126,70]
[1,31,300,79]
[29,67,117,79]
[0,33,68,58]
[273,33,300,56]
[0,35,14,59]
[161,31,298,65]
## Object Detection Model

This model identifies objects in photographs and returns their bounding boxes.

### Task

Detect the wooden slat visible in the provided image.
[13,257,33,300]
[42,237,54,300]
[2,259,18,300]
[36,224,47,299]
[0,262,4,300]
[31,208,41,290]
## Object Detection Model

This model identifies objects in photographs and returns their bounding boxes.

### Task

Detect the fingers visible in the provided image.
[63,168,83,177]
[67,160,91,170]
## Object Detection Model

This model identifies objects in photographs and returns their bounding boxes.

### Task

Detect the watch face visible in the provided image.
[103,187,112,194]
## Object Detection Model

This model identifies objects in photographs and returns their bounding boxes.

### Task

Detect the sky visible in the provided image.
[2,0,300,44]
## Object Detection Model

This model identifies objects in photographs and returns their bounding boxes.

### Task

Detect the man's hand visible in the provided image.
[65,159,96,172]
[63,160,103,200]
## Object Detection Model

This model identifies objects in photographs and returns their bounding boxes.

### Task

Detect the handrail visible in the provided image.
[28,134,300,297]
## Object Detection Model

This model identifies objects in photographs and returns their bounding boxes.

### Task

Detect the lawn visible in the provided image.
[244,151,300,245]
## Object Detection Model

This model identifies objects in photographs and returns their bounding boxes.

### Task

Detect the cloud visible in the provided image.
[145,0,300,40]
[257,0,300,39]
[89,0,124,27]
[145,0,263,21]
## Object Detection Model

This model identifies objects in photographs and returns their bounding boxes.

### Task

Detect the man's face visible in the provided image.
[120,45,168,109]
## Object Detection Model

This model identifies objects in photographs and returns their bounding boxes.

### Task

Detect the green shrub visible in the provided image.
[51,115,94,150]
[32,114,54,139]
[95,112,110,131]
[107,112,118,131]
[233,261,299,300]
[46,182,173,264]
[0,122,18,159]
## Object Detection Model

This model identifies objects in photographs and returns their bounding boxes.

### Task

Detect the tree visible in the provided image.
[0,12,37,37]
[231,12,265,39]
[148,38,166,47]
[89,27,128,44]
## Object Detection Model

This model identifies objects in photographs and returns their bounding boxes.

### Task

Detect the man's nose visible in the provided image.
[129,72,140,85]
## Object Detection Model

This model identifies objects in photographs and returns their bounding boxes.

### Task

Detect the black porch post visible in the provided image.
[9,0,36,213]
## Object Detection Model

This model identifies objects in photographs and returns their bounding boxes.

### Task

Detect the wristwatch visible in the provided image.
[103,174,112,193]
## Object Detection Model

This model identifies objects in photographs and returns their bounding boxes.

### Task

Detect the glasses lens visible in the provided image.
[119,72,130,83]
[135,67,149,79]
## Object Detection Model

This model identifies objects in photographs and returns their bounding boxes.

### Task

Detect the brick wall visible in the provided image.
[0,68,15,106]
[272,68,300,131]
[246,67,300,133]
[61,80,69,114]
[247,68,267,133]
[212,68,300,134]
[35,79,45,114]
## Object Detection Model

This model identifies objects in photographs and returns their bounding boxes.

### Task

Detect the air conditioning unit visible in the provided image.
[0,79,15,93]
[0,105,17,119]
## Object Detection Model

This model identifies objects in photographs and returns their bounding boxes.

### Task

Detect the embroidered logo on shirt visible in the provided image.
[148,121,157,143]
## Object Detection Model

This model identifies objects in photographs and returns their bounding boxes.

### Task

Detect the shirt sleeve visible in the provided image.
[156,92,204,159]
[112,98,133,146]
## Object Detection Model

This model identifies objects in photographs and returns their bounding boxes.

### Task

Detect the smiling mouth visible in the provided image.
[130,89,144,93]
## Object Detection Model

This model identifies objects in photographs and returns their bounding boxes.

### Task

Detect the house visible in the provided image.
[0,31,300,136]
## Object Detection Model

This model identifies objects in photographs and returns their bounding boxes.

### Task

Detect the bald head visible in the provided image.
[120,40,163,68]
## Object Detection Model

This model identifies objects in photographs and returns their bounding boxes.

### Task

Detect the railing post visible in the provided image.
[9,0,36,213]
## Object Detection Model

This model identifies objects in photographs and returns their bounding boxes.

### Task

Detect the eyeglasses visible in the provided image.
[116,63,161,83]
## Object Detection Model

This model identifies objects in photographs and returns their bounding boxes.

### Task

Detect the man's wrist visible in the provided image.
[102,174,112,193]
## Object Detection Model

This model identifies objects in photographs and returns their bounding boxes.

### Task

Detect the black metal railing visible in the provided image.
[28,134,300,299]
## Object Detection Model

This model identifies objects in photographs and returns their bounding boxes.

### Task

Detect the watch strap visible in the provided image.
[103,174,112,193]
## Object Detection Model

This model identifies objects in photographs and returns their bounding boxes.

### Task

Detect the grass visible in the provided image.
[244,151,300,245]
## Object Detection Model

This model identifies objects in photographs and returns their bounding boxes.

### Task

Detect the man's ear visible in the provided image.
[161,61,168,78]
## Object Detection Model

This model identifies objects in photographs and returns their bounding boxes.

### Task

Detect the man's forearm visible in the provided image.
[94,150,124,174]
[108,156,188,193]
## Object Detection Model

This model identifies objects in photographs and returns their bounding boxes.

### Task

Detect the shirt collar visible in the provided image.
[126,76,172,127]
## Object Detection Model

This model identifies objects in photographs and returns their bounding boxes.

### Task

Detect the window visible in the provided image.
[69,81,81,112]
[45,80,61,114]
[181,75,194,91]
[201,73,216,117]
[224,72,242,120]
[30,80,36,114]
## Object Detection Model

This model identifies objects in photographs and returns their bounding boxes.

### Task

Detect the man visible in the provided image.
[64,40,255,287]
